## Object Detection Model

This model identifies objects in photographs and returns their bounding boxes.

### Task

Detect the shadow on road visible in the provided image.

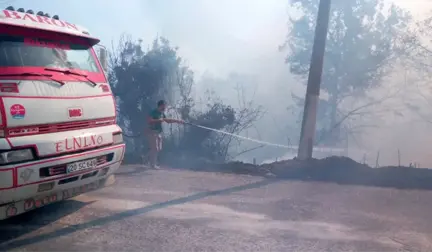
[0,178,279,250]
[0,200,92,245]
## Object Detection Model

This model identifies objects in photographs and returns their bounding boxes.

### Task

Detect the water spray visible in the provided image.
[183,122,295,149]
[122,122,343,152]
[122,122,291,148]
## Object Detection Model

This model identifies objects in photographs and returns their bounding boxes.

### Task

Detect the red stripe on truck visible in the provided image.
[6,117,116,137]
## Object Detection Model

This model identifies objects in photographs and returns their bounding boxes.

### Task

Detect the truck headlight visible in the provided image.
[113,132,123,144]
[0,149,34,164]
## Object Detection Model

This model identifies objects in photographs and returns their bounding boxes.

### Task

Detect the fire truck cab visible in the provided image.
[0,6,124,220]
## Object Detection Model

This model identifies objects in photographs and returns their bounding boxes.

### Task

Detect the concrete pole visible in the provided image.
[297,0,332,160]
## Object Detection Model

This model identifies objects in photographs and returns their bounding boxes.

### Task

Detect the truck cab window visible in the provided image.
[0,35,99,72]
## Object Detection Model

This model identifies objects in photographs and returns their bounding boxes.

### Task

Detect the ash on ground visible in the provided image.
[185,156,432,191]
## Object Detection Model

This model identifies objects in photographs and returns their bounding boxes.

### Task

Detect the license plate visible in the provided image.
[67,159,97,173]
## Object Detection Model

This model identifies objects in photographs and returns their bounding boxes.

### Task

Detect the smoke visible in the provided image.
[12,0,432,166]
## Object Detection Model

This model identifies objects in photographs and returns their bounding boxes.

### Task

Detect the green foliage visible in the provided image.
[109,35,261,165]
[401,14,432,75]
[282,0,410,145]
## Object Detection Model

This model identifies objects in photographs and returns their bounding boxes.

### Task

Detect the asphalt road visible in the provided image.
[2,165,432,251]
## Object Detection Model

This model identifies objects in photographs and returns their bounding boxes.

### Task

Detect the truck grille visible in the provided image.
[7,117,116,137]
[39,153,114,178]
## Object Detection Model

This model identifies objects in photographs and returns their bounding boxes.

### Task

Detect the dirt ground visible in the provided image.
[186,156,432,191]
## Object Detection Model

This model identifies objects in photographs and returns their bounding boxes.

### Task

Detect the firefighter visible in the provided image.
[147,100,184,169]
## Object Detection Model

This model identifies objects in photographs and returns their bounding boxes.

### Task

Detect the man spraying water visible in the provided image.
[145,100,330,169]
[147,100,184,169]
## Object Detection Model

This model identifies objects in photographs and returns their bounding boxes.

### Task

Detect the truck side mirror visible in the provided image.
[98,47,108,72]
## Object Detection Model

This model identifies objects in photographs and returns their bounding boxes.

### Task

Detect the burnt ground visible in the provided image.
[182,156,432,191]
[1,158,432,251]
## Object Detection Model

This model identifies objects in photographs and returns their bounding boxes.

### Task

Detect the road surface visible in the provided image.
[2,165,432,251]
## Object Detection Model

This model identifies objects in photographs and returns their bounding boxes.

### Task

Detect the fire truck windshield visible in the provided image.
[0,35,100,73]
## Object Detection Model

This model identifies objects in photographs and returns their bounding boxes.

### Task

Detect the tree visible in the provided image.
[401,13,432,81]
[197,74,265,160]
[109,35,262,165]
[395,13,432,124]
[281,0,410,146]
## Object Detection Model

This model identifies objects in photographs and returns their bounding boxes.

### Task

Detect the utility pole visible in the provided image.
[297,0,332,160]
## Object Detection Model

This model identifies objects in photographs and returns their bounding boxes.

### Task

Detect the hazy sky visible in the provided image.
[5,0,431,78]
[6,0,286,76]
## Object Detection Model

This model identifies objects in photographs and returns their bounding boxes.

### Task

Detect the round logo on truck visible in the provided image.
[10,104,26,119]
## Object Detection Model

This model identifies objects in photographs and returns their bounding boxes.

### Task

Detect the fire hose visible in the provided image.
[122,121,295,149]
